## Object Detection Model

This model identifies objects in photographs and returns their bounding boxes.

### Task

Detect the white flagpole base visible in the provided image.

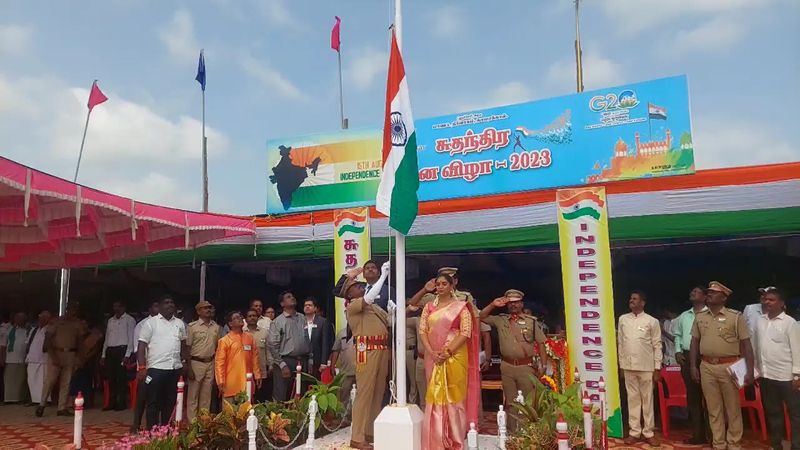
[374,404,424,450]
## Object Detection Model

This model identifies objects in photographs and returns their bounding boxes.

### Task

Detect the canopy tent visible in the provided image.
[0,156,256,271]
[106,162,800,267]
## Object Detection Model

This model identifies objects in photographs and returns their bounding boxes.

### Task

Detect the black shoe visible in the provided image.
[35,406,45,417]
[56,409,74,417]
[683,436,707,445]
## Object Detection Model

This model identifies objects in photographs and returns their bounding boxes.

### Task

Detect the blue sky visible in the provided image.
[1,0,798,215]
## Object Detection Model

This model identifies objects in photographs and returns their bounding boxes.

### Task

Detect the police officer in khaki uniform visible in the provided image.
[405,305,419,404]
[186,300,220,421]
[480,289,547,430]
[344,262,391,450]
[36,302,83,417]
[690,281,754,450]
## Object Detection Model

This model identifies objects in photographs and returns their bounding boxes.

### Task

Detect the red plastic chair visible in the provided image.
[103,379,138,409]
[739,383,767,442]
[657,365,687,439]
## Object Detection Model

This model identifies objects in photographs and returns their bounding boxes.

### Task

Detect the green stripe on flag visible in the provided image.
[337,224,364,236]
[389,132,419,235]
[290,180,380,209]
[561,207,601,221]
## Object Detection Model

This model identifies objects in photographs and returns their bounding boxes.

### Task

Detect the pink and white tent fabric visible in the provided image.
[0,156,255,271]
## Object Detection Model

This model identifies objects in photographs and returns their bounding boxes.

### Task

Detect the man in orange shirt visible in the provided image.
[215,312,261,402]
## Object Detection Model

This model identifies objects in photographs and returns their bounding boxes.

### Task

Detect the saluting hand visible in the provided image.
[492,297,509,308]
[346,267,363,279]
[424,279,436,293]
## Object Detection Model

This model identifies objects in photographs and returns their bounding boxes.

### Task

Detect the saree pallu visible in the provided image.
[422,301,481,450]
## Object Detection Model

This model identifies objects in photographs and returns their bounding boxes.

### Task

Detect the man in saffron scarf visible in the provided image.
[411,273,481,450]
[215,312,261,402]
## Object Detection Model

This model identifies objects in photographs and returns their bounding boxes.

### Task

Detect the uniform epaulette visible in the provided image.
[725,308,742,315]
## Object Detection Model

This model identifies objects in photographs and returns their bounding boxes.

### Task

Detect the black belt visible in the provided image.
[191,356,214,363]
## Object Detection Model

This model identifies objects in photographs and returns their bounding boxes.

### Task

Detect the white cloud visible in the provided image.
[546,52,624,93]
[668,17,747,55]
[455,81,534,112]
[259,0,302,29]
[693,116,798,169]
[98,171,199,210]
[600,0,769,35]
[0,75,230,210]
[48,86,228,163]
[0,24,34,55]
[347,48,387,91]
[429,6,463,40]
[159,9,199,63]
[240,55,308,102]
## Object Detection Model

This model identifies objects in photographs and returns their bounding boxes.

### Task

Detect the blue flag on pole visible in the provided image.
[195,50,206,91]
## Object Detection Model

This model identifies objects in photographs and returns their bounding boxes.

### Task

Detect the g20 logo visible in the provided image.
[589,89,639,112]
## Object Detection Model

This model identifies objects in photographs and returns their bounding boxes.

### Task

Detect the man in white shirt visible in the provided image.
[744,287,774,350]
[136,295,188,428]
[102,301,136,411]
[131,300,159,433]
[25,311,52,405]
[618,291,662,447]
[754,288,800,450]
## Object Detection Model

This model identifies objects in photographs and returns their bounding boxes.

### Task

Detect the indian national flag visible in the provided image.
[558,190,605,221]
[375,30,419,235]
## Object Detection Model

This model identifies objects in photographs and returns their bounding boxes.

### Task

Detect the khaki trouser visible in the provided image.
[500,361,536,431]
[700,361,743,450]
[187,360,214,421]
[41,350,76,411]
[415,355,427,409]
[406,349,418,404]
[623,369,655,439]
[352,349,389,444]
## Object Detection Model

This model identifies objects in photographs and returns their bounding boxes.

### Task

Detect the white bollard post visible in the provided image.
[246,372,253,404]
[305,394,318,449]
[497,404,507,450]
[599,376,608,450]
[515,390,524,404]
[583,391,593,450]
[73,391,84,449]
[574,367,581,390]
[247,409,258,450]
[295,364,302,398]
[467,422,478,450]
[175,376,185,426]
[350,383,357,406]
[556,413,570,450]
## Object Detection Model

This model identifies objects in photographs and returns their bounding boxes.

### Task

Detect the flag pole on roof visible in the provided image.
[61,79,108,317]
[331,16,348,130]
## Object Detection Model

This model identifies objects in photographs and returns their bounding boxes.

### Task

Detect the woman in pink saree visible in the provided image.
[417,274,481,450]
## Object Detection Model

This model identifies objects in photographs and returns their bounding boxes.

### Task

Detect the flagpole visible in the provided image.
[574,0,584,93]
[337,47,347,130]
[200,50,209,302]
[74,109,92,183]
[392,0,408,410]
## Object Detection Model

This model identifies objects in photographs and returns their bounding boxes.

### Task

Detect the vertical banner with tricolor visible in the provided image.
[556,186,622,437]
[333,207,371,333]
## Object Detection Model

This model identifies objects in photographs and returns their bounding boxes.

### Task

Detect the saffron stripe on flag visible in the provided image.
[558,191,605,208]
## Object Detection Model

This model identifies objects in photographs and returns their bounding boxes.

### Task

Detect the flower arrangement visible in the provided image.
[539,375,558,391]
[98,425,186,450]
[543,336,570,392]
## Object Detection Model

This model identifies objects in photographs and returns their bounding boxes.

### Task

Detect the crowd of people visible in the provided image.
[1,264,796,450]
[618,283,798,450]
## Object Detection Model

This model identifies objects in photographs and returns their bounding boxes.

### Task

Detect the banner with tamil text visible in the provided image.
[333,207,371,333]
[267,76,693,213]
[556,186,622,438]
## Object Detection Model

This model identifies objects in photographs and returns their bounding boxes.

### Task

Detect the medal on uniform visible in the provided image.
[718,317,726,322]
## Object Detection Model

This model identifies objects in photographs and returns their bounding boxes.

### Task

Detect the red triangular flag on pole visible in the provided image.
[331,16,341,52]
[87,80,108,111]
